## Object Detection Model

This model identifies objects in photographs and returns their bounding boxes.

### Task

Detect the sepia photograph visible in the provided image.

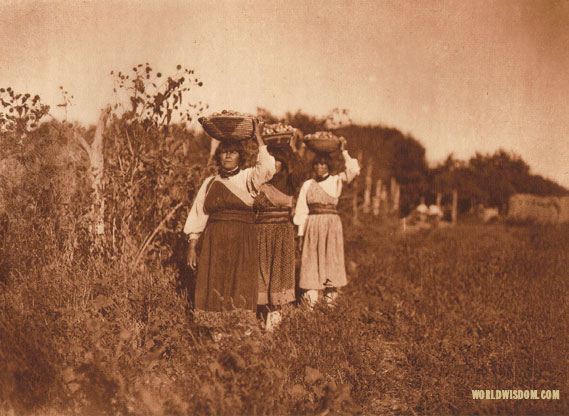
[0,0,568,414]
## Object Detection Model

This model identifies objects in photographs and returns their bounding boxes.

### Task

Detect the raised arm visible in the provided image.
[245,120,276,193]
[337,137,360,184]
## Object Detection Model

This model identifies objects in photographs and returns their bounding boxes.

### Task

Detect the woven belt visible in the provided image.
[308,203,338,215]
[209,210,254,224]
[255,209,291,224]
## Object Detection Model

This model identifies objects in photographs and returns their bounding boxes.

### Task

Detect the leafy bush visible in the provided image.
[102,64,209,262]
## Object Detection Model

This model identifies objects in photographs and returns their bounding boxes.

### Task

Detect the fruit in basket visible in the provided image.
[262,122,296,135]
[198,110,257,141]
[262,122,297,146]
[303,131,341,153]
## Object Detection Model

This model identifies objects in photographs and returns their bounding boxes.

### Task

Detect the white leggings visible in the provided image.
[301,288,338,308]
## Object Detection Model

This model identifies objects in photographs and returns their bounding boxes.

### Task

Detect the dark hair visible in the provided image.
[312,152,331,169]
[268,145,293,172]
[214,140,246,168]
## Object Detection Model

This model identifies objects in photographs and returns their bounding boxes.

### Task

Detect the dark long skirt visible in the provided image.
[195,220,258,312]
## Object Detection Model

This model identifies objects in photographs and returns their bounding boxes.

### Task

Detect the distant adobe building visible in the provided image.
[507,194,569,224]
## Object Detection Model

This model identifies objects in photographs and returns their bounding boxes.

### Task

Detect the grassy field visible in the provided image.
[1,219,568,415]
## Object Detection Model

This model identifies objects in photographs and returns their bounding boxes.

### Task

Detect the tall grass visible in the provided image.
[1,218,568,414]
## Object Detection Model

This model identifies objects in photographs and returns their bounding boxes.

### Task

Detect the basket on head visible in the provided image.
[304,131,340,153]
[264,132,293,146]
[198,110,257,141]
[262,123,297,146]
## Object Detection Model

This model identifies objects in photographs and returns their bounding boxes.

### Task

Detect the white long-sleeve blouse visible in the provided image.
[293,150,360,236]
[183,145,276,240]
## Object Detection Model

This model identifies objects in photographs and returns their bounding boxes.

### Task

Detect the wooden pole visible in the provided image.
[352,182,359,224]
[436,192,442,208]
[390,177,396,210]
[380,185,388,216]
[393,183,400,214]
[74,108,110,238]
[352,151,363,224]
[372,179,382,216]
[452,189,458,225]
[363,160,373,214]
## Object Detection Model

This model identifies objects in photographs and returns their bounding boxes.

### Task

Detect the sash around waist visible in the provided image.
[208,210,255,224]
[255,208,291,224]
[308,203,338,216]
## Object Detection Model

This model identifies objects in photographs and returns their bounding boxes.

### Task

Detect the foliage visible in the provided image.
[1,81,569,415]
[333,124,429,214]
[104,64,209,261]
[0,120,91,243]
[2,216,568,414]
[0,87,50,140]
[111,63,206,131]
[0,88,51,160]
[431,150,568,213]
[255,109,568,216]
[0,88,95,274]
[55,85,74,121]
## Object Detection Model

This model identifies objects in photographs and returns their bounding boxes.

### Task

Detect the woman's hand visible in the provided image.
[297,141,307,158]
[254,119,266,147]
[290,134,298,153]
[187,240,199,271]
[339,136,347,151]
[290,129,303,153]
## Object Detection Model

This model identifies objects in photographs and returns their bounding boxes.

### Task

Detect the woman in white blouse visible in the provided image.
[184,121,275,316]
[293,137,360,307]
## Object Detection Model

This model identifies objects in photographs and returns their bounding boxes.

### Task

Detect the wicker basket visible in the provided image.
[304,133,340,153]
[198,115,256,141]
[264,132,293,146]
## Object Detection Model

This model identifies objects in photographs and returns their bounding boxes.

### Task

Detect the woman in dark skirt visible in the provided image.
[184,121,275,322]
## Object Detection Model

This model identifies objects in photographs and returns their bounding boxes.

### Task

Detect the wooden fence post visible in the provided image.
[390,177,396,210]
[452,189,458,224]
[352,183,359,224]
[363,160,373,214]
[352,151,363,224]
[74,108,110,238]
[393,183,400,214]
[380,184,389,216]
[372,179,382,216]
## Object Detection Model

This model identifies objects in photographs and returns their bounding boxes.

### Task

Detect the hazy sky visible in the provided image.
[1,0,568,187]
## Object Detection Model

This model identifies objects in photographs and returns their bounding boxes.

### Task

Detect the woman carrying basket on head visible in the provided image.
[293,135,360,308]
[254,127,307,329]
[184,119,275,325]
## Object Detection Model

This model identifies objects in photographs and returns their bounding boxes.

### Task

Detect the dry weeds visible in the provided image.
[1,220,568,415]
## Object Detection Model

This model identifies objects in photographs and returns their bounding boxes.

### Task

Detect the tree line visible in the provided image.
[258,108,567,216]
[1,64,567,268]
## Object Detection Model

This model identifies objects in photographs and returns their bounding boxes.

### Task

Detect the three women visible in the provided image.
[184,123,359,326]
